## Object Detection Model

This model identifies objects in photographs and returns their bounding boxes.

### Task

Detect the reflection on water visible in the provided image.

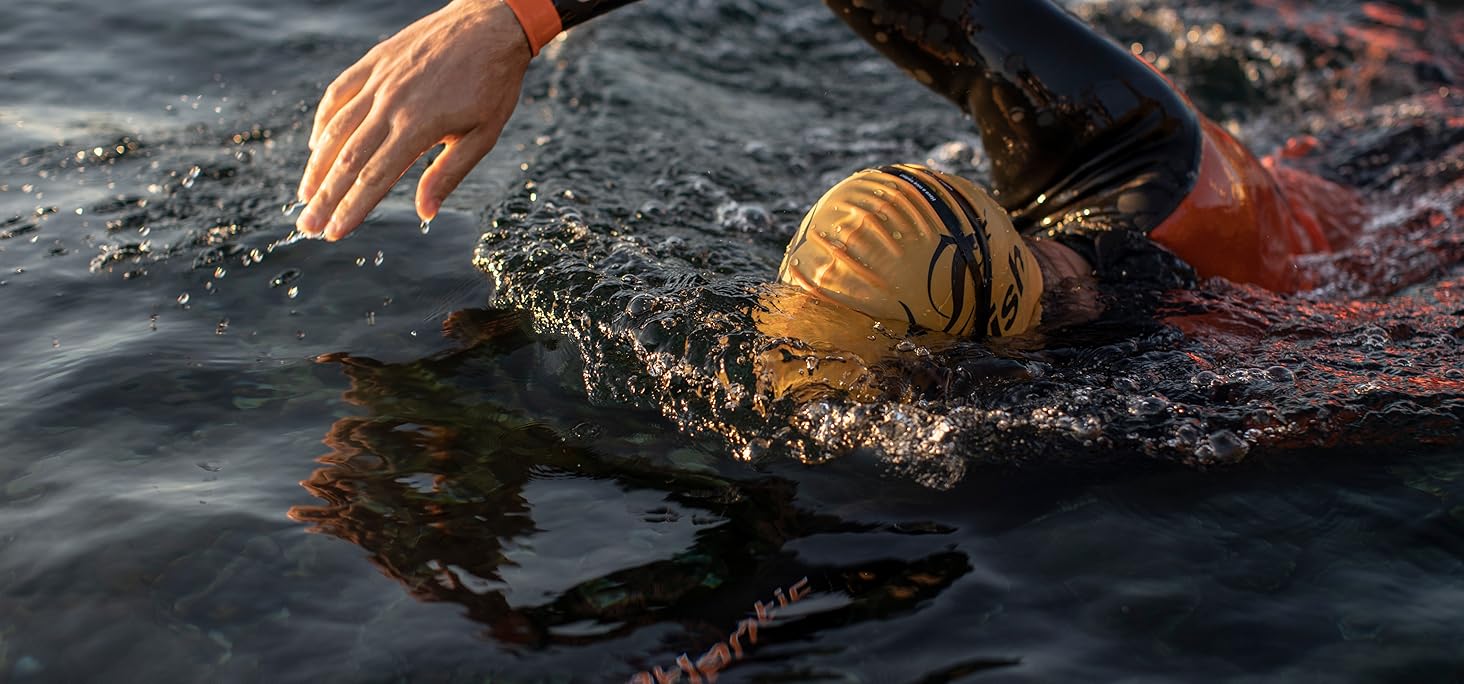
[289,309,980,677]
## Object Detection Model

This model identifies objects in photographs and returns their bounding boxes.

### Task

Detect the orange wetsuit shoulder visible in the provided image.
[1149,120,1366,292]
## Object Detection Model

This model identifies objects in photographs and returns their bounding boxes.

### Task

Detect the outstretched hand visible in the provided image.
[296,0,531,241]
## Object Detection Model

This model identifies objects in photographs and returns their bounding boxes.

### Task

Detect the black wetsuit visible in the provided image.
[550,0,1203,283]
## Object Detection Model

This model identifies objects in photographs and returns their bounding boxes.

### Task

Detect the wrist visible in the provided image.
[499,0,562,56]
[1027,238,1092,283]
[1027,238,1102,328]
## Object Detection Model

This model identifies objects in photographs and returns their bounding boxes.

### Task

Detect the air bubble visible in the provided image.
[1264,366,1295,382]
[1128,396,1170,417]
[1200,430,1249,464]
[269,269,301,289]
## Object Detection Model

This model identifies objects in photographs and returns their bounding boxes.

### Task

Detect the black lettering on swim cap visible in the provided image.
[1008,246,1026,297]
[999,285,1020,333]
[877,166,990,336]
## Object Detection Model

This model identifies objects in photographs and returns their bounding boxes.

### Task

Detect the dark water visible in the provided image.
[2,0,1462,681]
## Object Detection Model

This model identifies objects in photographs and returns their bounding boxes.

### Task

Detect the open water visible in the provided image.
[1,0,1462,681]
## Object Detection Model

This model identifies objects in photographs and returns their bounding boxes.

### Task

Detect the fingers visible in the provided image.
[295,121,392,238]
[415,128,501,220]
[309,63,371,151]
[322,132,425,241]
[298,93,374,202]
[313,128,433,242]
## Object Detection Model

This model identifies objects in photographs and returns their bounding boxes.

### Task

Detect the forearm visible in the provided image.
[823,0,1199,231]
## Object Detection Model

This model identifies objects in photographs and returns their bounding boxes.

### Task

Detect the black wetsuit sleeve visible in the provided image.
[821,0,1201,268]
[551,0,644,31]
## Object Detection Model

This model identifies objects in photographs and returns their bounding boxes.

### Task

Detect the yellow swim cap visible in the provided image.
[777,164,1043,337]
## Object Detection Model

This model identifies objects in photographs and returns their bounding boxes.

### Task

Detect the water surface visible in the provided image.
[1,0,1462,681]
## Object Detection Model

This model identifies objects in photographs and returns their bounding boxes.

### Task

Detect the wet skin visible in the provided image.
[296,0,529,241]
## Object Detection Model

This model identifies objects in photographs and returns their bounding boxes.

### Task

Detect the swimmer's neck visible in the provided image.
[1027,238,1102,329]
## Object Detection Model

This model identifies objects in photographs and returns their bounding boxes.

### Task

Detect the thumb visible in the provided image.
[416,128,501,220]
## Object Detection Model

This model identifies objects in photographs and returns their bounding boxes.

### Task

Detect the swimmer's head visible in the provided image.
[777,164,1043,337]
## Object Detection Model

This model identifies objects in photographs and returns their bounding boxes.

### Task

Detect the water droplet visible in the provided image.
[177,293,190,305]
[213,266,226,279]
[419,219,431,235]
[373,251,384,267]
[282,200,304,216]
[355,257,366,267]
[215,318,229,335]
[891,230,903,240]
[365,311,376,326]
[791,258,801,267]
[286,286,299,299]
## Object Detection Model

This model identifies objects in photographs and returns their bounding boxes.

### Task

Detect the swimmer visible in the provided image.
[297,0,1366,338]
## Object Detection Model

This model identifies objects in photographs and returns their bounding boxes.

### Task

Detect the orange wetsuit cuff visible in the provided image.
[502,0,562,56]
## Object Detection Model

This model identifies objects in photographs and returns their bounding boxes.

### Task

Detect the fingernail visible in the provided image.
[297,207,324,235]
[322,219,341,241]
